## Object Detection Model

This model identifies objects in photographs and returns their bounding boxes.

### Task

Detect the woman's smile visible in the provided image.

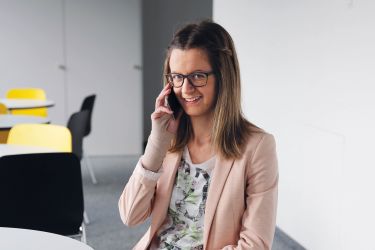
[182,96,202,104]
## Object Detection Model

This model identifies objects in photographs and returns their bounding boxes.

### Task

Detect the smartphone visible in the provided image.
[167,89,181,119]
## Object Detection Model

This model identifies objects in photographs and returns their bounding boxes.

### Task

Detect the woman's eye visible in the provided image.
[192,73,205,79]
[172,74,183,80]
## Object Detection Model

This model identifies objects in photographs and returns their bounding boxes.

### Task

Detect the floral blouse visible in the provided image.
[150,147,216,250]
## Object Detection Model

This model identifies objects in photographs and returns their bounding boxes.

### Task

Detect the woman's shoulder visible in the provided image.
[242,125,276,160]
[247,123,273,140]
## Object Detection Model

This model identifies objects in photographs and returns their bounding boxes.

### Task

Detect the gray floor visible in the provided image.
[81,156,305,250]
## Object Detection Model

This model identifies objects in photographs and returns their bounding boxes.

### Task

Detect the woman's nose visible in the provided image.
[181,78,195,94]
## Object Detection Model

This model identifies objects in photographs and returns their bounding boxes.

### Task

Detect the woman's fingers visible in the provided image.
[151,106,173,120]
[155,84,172,109]
[156,85,171,107]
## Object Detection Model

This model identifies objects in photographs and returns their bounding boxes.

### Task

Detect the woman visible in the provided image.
[119,20,278,250]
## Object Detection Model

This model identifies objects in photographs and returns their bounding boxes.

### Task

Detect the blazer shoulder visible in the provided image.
[243,129,276,161]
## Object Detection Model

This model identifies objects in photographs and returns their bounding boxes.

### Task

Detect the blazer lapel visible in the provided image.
[203,155,235,247]
[151,152,182,230]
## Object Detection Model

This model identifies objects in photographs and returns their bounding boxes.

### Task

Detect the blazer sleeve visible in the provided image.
[222,133,279,250]
[118,157,161,226]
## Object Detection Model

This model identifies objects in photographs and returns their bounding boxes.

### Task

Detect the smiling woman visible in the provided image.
[119,20,279,250]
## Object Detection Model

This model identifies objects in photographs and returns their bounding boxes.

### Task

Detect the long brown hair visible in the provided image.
[163,20,261,159]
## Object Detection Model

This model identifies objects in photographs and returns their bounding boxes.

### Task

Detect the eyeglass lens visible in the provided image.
[168,72,208,87]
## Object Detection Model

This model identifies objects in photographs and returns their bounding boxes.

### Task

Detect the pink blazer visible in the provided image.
[119,130,278,250]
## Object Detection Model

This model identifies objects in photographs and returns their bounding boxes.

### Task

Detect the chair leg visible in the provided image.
[81,222,87,244]
[83,151,97,184]
[84,210,90,225]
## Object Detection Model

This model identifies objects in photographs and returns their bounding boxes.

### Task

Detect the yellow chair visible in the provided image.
[7,124,72,152]
[6,88,48,117]
[0,103,8,114]
[0,103,9,142]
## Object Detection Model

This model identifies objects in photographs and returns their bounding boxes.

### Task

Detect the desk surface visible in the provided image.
[0,227,93,250]
[0,145,57,157]
[0,114,50,130]
[0,98,54,110]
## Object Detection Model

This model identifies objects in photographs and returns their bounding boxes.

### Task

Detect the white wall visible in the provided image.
[214,0,375,249]
[64,0,142,156]
[0,0,66,124]
[0,0,142,156]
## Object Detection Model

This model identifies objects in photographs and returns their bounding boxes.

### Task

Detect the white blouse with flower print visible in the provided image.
[150,146,216,250]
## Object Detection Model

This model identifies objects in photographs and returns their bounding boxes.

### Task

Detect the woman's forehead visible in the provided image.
[169,48,211,73]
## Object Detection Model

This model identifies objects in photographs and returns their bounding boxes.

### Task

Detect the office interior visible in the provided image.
[0,1,374,249]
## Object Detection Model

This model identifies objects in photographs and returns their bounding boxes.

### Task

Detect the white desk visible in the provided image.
[0,227,93,250]
[0,145,57,157]
[0,98,54,110]
[0,114,50,130]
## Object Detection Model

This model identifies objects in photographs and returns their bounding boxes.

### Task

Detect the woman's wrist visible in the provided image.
[141,130,174,172]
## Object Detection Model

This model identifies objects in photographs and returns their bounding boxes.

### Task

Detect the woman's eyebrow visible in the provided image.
[170,69,210,74]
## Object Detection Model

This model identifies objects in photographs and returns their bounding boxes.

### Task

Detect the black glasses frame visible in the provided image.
[165,71,214,88]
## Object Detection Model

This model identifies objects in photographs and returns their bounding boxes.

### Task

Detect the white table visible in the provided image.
[0,98,54,110]
[0,227,93,250]
[0,144,57,157]
[0,114,50,130]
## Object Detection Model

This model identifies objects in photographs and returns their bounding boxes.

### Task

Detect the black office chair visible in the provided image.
[79,94,97,184]
[80,94,96,137]
[67,110,93,224]
[68,110,90,161]
[0,153,86,243]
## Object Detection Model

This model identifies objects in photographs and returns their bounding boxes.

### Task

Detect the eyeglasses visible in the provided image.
[165,71,214,88]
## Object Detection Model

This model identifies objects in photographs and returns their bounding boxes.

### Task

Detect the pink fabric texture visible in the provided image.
[119,129,278,250]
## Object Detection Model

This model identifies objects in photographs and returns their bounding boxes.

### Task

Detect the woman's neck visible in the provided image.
[189,113,213,146]
[187,113,215,163]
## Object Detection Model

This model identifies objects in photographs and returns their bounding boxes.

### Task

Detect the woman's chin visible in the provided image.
[183,108,213,118]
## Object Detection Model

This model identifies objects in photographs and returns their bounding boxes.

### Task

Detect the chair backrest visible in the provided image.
[0,103,8,114]
[7,124,72,152]
[6,88,48,117]
[0,153,84,235]
[80,94,96,136]
[67,110,90,160]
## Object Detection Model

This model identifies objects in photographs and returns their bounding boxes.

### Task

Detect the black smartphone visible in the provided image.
[167,89,181,119]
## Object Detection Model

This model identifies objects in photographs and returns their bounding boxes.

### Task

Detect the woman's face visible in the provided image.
[169,48,216,119]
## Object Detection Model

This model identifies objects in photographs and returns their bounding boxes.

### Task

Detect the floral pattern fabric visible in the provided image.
[153,147,215,250]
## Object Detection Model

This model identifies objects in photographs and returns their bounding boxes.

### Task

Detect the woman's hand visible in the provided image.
[142,84,182,172]
[151,83,181,134]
